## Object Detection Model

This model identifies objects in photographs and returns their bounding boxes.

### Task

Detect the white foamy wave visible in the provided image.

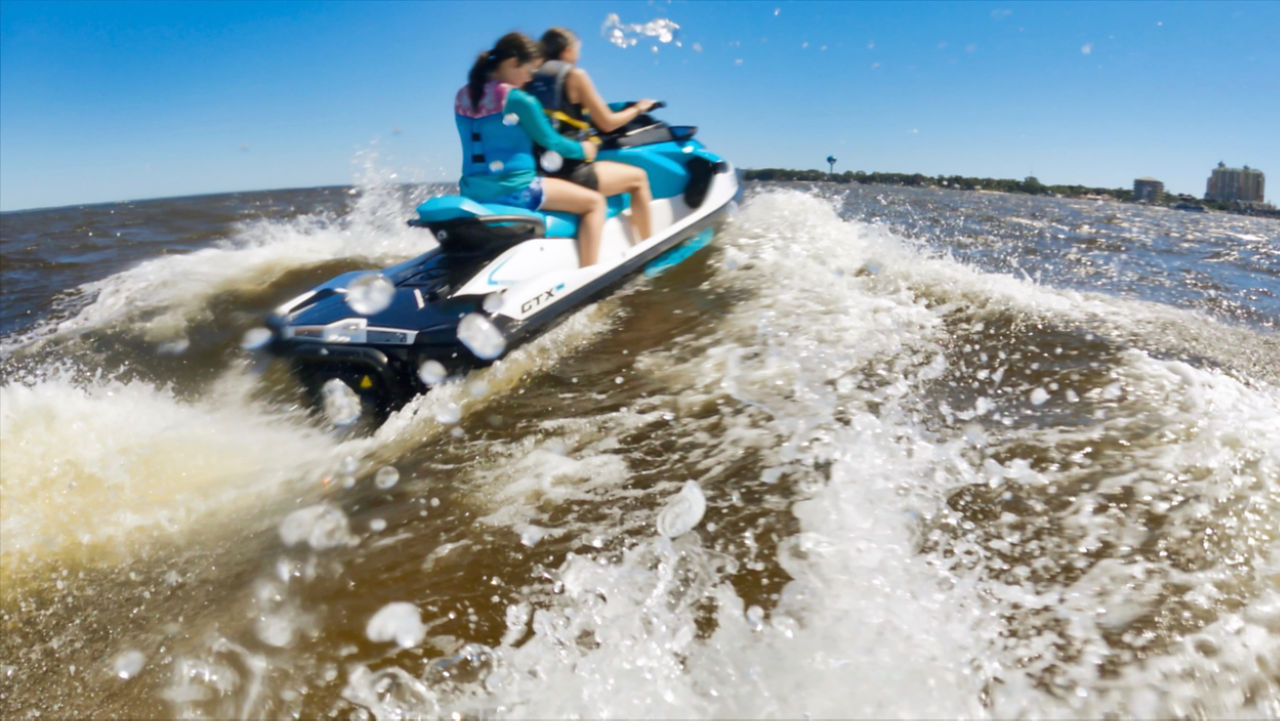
[715,192,1280,715]
[980,349,1280,717]
[442,190,1280,716]
[325,191,992,717]
[0,369,339,583]
[439,193,996,717]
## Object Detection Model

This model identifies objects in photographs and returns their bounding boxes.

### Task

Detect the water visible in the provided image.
[1,180,1277,718]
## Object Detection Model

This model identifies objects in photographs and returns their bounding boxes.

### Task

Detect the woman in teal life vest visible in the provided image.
[456,33,608,267]
[526,27,655,243]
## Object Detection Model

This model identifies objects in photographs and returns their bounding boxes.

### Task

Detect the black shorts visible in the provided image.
[547,159,599,191]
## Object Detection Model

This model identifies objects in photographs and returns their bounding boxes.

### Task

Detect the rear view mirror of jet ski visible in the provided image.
[257,103,741,429]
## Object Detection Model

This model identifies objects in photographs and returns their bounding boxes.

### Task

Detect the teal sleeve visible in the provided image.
[506,88,585,160]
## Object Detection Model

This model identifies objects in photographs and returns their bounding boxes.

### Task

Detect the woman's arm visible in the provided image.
[567,69,655,133]
[506,88,587,160]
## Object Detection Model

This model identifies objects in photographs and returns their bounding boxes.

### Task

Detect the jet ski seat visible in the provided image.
[413,195,628,252]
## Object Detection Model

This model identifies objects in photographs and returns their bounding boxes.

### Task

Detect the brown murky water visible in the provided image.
[3,183,1278,718]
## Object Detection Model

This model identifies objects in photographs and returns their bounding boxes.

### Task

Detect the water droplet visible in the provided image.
[321,378,361,426]
[434,402,462,425]
[417,360,447,386]
[539,150,564,173]
[256,614,295,647]
[656,481,706,538]
[345,273,396,316]
[366,602,426,648]
[482,292,506,314]
[375,466,400,490]
[519,525,548,547]
[457,313,506,360]
[342,456,360,474]
[241,327,273,350]
[370,518,387,532]
[112,649,145,680]
[505,602,531,632]
[1029,387,1050,406]
[502,113,519,126]
[279,504,357,550]
[488,160,505,173]
[157,338,190,355]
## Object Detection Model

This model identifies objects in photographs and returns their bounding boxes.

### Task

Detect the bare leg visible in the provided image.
[591,161,652,242]
[540,176,607,267]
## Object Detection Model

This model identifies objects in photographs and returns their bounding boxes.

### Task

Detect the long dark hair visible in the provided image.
[467,32,541,108]
[539,27,577,62]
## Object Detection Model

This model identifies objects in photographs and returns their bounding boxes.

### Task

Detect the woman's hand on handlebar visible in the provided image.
[581,141,598,162]
[634,99,658,113]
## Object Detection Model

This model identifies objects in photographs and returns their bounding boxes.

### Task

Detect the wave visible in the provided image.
[0,364,336,588]
[0,181,440,357]
[2,188,1276,717]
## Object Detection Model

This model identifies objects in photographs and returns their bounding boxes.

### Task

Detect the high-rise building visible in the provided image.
[1206,162,1266,203]
[1134,178,1164,203]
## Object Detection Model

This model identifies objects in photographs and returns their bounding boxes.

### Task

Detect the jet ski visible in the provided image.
[260,104,740,424]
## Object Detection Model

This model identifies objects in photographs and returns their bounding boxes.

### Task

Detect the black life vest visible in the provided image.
[526,60,588,135]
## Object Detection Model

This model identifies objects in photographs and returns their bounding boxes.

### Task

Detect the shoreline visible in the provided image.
[744,168,1279,219]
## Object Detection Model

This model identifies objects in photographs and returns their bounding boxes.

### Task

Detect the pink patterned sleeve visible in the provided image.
[454,82,513,118]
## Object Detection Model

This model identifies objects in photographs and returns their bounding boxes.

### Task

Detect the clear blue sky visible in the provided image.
[2,0,1277,211]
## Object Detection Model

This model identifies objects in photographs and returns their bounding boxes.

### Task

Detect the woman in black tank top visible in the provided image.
[534,27,655,244]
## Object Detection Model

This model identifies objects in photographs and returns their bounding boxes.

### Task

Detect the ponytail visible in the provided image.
[466,32,541,108]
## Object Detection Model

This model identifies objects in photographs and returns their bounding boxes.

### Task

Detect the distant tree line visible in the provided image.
[743,168,1280,217]
[744,168,1133,200]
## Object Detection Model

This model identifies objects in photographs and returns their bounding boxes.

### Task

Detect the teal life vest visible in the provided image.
[455,83,537,181]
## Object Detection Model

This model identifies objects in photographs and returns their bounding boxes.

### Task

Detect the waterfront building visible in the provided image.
[1205,162,1266,203]
[1134,177,1164,203]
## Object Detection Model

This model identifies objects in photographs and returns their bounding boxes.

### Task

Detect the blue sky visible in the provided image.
[2,0,1277,211]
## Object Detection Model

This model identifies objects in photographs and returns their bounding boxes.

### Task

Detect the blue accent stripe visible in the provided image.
[644,228,714,277]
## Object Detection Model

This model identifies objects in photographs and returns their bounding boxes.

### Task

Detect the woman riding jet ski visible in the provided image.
[526,27,657,245]
[260,33,740,426]
[453,33,611,267]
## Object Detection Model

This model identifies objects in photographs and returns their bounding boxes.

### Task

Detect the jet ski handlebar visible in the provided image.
[609,100,665,112]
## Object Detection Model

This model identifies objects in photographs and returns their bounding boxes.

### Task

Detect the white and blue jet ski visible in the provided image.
[262,105,740,422]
